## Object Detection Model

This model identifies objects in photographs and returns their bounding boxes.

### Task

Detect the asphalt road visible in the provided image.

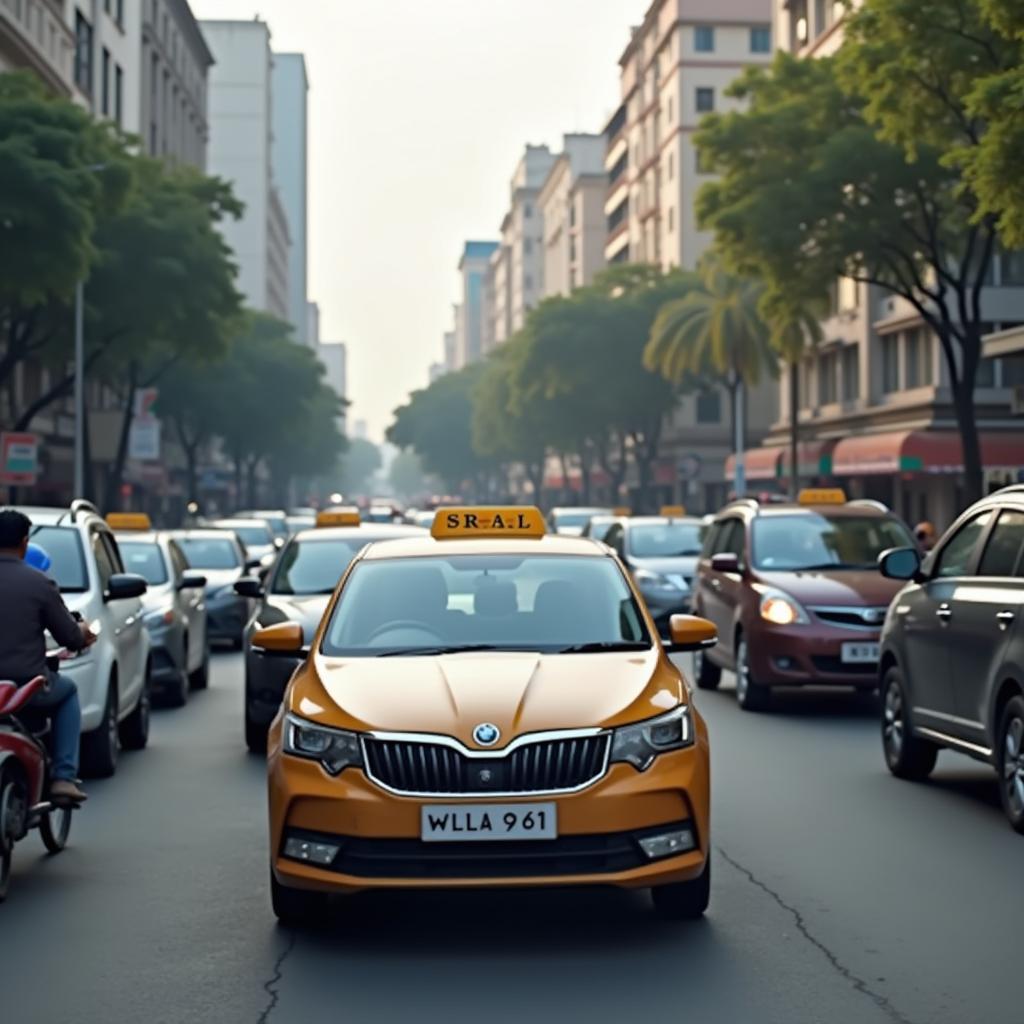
[0,652,1016,1024]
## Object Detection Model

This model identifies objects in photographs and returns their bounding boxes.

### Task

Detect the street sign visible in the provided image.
[129,387,161,461]
[0,432,40,486]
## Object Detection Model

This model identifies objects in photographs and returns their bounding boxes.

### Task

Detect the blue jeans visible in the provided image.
[28,673,81,781]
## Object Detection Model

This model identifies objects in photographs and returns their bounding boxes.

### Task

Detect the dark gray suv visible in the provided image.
[878,485,1024,833]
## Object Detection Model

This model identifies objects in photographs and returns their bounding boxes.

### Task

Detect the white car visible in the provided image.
[19,501,151,777]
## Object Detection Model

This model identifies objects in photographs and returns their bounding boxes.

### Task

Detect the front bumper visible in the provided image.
[269,739,710,895]
[747,622,882,688]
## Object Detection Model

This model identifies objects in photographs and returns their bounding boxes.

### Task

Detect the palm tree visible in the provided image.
[644,257,778,495]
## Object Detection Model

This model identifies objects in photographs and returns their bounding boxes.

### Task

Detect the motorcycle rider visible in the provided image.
[0,509,96,803]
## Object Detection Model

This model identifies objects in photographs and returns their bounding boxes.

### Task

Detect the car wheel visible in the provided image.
[735,637,770,712]
[164,663,190,709]
[881,667,937,780]
[651,856,710,920]
[39,804,73,854]
[190,643,210,691]
[997,694,1024,834]
[80,679,119,778]
[119,670,151,751]
[0,768,25,902]
[693,648,722,691]
[271,870,327,926]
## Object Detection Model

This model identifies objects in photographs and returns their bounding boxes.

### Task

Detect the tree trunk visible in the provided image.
[730,376,746,497]
[245,457,259,507]
[579,455,592,506]
[788,361,800,500]
[951,359,984,505]
[103,365,138,513]
[597,433,627,502]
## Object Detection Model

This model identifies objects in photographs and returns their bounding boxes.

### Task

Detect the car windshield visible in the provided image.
[271,538,366,595]
[286,517,315,534]
[177,538,240,570]
[629,522,703,558]
[30,526,88,592]
[228,525,272,547]
[119,541,169,585]
[321,553,651,656]
[752,515,915,571]
[553,511,600,529]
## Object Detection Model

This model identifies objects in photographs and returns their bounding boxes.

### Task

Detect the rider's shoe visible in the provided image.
[50,779,87,804]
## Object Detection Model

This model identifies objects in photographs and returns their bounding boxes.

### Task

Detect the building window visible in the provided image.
[696,391,721,423]
[524,274,533,291]
[523,237,532,255]
[101,47,110,115]
[904,327,933,388]
[818,350,839,405]
[668,207,675,232]
[751,26,771,53]
[1000,248,1024,286]
[841,345,859,401]
[696,87,715,113]
[523,202,532,218]
[74,10,93,96]
[116,0,124,26]
[668,151,674,180]
[695,26,715,52]
[115,65,123,127]
[882,336,900,393]
[667,96,674,123]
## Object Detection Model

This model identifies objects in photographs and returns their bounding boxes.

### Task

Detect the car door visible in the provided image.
[902,510,994,728]
[701,518,746,663]
[947,507,1024,748]
[170,540,204,672]
[94,529,145,711]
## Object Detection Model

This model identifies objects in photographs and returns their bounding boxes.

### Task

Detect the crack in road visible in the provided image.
[717,846,918,1024]
[256,930,297,1024]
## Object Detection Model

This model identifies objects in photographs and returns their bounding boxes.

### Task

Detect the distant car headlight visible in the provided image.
[283,713,363,776]
[143,606,175,628]
[633,568,684,594]
[755,586,810,625]
[610,705,694,771]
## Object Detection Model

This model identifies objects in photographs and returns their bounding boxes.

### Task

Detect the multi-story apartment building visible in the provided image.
[141,0,213,169]
[762,0,1024,528]
[489,244,512,347]
[272,52,309,343]
[538,134,608,298]
[453,241,499,368]
[201,19,290,321]
[605,0,773,271]
[1,0,77,95]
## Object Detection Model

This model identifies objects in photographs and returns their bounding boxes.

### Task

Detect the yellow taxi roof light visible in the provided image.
[660,505,686,518]
[106,513,152,531]
[431,506,546,540]
[612,506,631,517]
[316,506,362,528]
[798,488,847,506]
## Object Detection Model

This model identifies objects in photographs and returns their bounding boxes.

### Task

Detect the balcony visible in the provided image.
[0,0,76,95]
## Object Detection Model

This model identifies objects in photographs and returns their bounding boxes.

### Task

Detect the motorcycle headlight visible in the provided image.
[283,713,363,776]
[610,705,694,771]
[755,586,810,625]
[633,568,683,593]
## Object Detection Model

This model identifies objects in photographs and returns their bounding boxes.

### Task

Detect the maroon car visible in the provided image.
[691,491,915,710]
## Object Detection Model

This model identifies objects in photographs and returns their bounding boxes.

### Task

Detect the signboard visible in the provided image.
[0,432,40,486]
[128,388,161,462]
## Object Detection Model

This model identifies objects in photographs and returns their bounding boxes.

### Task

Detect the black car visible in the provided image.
[879,485,1024,832]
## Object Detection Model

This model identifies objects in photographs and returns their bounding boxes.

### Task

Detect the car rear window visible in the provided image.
[30,526,88,592]
[229,525,272,547]
[629,522,703,558]
[177,538,240,570]
[119,541,169,585]
[271,538,365,595]
[752,514,914,571]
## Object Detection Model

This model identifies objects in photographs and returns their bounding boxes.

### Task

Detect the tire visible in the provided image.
[735,636,770,712]
[190,643,210,691]
[120,673,151,751]
[881,667,938,780]
[996,694,1024,834]
[0,847,9,902]
[693,648,722,691]
[246,713,268,755]
[271,870,327,926]
[80,679,119,778]
[0,769,24,902]
[651,856,711,920]
[39,805,73,854]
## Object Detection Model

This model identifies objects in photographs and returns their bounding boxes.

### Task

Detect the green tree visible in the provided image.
[697,48,1001,502]
[388,450,427,500]
[339,437,382,496]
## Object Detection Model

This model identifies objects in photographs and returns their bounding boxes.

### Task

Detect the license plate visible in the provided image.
[420,802,557,842]
[841,642,880,664]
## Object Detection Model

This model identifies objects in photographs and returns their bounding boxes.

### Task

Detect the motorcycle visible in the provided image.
[0,662,78,902]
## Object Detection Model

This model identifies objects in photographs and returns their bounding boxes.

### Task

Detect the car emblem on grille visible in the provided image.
[473,722,500,746]
[478,769,493,784]
[862,608,884,624]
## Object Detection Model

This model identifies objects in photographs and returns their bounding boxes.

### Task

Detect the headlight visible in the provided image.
[143,607,175,627]
[283,713,363,776]
[610,705,694,771]
[756,586,809,625]
[633,568,684,593]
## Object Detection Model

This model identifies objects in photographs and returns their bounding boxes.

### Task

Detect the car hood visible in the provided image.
[297,648,682,747]
[263,594,331,641]
[756,569,902,606]
[203,568,242,591]
[61,592,93,617]
[630,556,700,580]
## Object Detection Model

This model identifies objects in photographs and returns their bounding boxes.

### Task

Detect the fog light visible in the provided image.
[283,837,339,866]
[639,828,696,859]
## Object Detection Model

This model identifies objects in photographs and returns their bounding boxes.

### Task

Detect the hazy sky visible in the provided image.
[190,0,646,441]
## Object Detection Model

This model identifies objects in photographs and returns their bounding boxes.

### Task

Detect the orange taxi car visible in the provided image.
[258,507,717,924]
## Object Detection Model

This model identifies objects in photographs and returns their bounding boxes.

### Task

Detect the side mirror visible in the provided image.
[105,573,148,601]
[244,556,263,572]
[666,614,718,652]
[234,576,265,599]
[252,622,306,657]
[179,571,207,590]
[710,552,741,574]
[879,546,922,582]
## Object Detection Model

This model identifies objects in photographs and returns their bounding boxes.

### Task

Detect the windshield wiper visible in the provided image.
[376,644,512,658]
[556,641,652,654]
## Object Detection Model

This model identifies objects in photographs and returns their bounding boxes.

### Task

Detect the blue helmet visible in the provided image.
[25,542,51,573]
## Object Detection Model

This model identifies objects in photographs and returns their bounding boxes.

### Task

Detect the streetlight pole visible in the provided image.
[74,280,85,498]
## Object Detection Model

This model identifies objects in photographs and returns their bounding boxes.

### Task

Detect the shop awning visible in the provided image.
[725,440,836,481]
[725,447,785,481]
[832,430,1024,475]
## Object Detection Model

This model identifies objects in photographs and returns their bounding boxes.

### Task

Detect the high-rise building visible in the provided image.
[272,53,309,344]
[605,0,773,271]
[489,244,512,348]
[201,19,290,321]
[454,241,500,367]
[317,342,347,432]
[538,134,608,298]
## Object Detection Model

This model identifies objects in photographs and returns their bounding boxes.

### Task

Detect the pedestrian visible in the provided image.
[913,521,937,553]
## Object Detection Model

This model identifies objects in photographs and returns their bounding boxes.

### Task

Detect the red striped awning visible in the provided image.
[832,430,1024,475]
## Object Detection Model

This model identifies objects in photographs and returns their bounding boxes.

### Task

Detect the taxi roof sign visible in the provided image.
[316,506,362,528]
[798,488,847,506]
[612,506,631,517]
[660,504,686,518]
[431,506,546,540]
[107,513,152,531]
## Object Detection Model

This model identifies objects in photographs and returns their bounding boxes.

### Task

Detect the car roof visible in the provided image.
[293,524,424,542]
[211,518,272,528]
[625,516,703,527]
[170,528,242,541]
[113,530,162,543]
[550,507,609,515]
[717,500,894,521]
[359,534,608,560]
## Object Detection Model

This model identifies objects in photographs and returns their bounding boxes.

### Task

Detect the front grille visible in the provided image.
[362,734,610,796]
[283,822,694,879]
[810,607,887,630]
